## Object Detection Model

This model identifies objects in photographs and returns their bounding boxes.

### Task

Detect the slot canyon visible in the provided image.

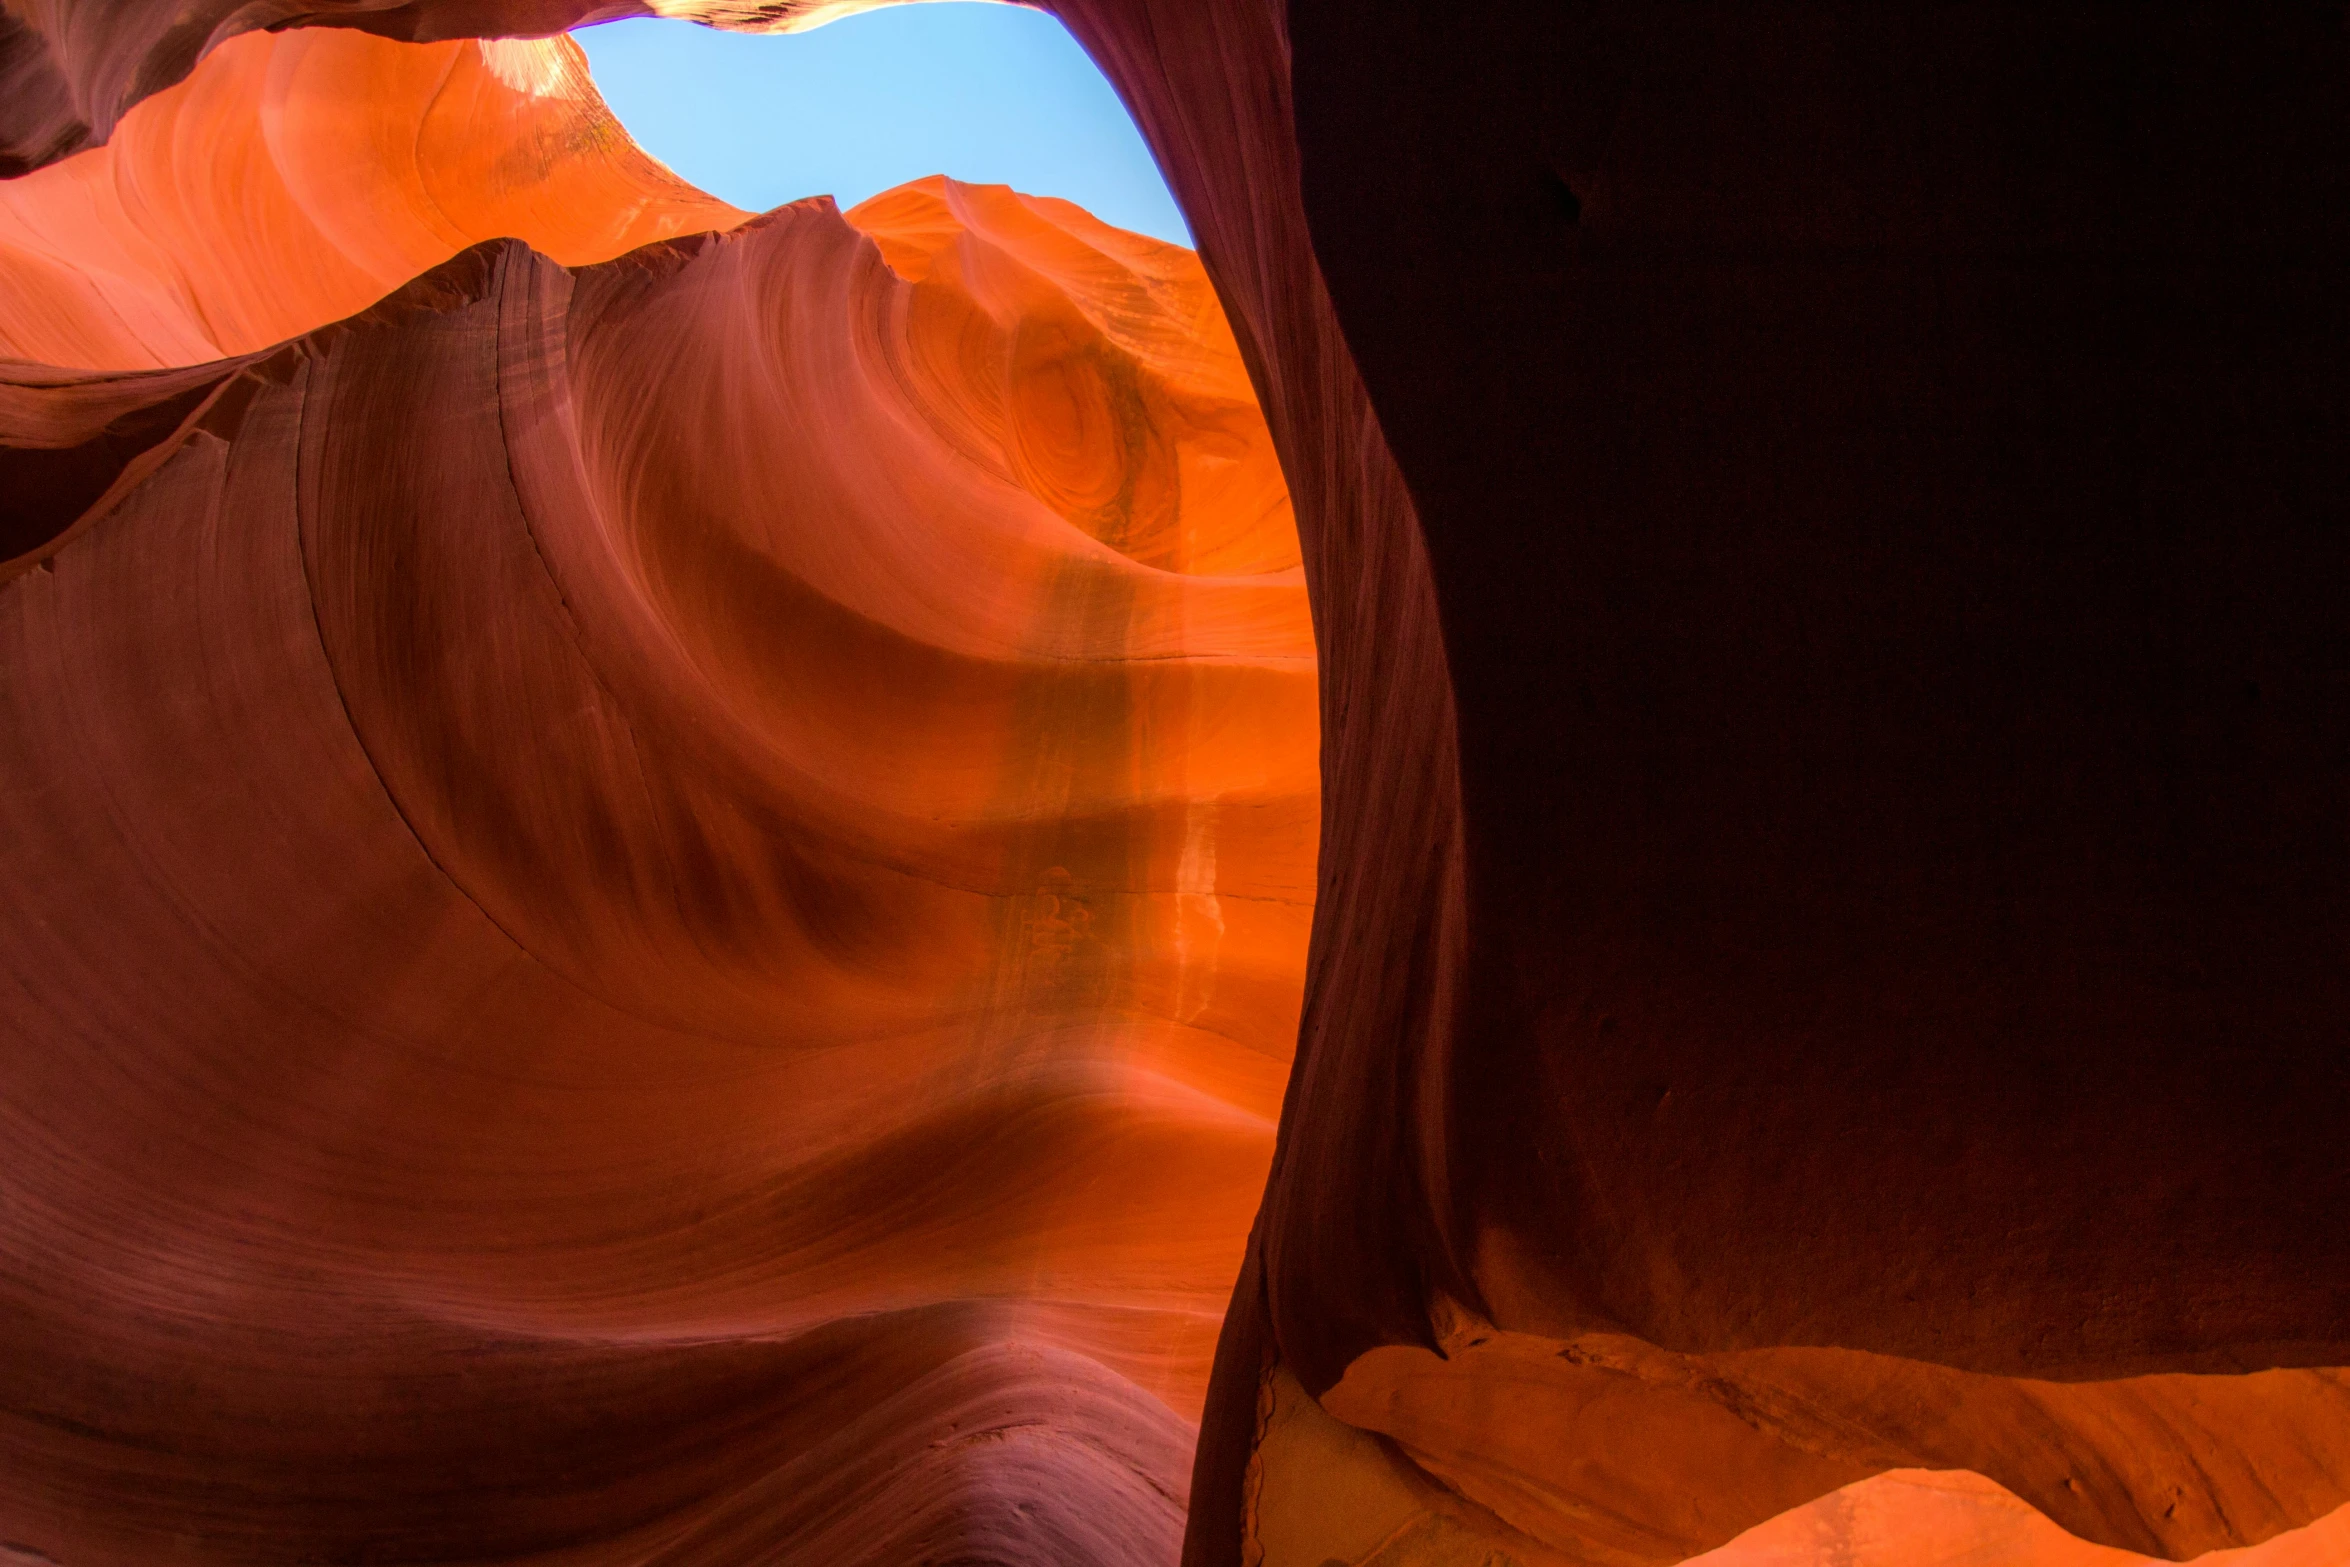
[1,5,2344,1566]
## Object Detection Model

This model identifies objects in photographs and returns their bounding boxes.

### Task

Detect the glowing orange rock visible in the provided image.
[0,28,745,369]
[1317,1324,2350,1563]
[0,39,1313,1558]
[9,6,2346,1567]
[1695,1470,2350,1567]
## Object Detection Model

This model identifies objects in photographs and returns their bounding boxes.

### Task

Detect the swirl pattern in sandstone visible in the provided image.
[0,34,1315,1561]
[7,6,2349,1567]
[0,28,746,369]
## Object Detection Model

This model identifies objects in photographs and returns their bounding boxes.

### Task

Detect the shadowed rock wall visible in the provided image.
[1257,4,2350,1560]
[4,4,2346,1566]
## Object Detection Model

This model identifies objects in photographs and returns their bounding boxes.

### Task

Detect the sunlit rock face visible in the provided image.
[6,5,2349,1567]
[0,29,747,368]
[0,0,906,179]
[0,30,1311,1565]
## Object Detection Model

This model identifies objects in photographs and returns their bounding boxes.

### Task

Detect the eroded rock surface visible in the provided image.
[4,6,2346,1567]
[0,59,1314,1555]
[0,28,744,368]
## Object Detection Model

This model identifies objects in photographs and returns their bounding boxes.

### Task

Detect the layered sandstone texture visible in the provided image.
[0,26,1313,1565]
[5,5,2348,1567]
[0,27,747,368]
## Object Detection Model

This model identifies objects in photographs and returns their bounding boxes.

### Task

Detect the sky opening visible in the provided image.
[573,4,1191,246]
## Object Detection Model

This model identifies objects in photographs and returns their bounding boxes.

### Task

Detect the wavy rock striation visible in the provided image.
[0,73,1315,1559]
[5,5,2348,1567]
[0,28,745,369]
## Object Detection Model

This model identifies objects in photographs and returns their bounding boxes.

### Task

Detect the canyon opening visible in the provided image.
[2,5,2345,1567]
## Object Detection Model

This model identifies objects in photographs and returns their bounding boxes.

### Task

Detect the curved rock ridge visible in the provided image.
[1247,1358,2350,1567]
[0,167,1314,1562]
[0,0,894,182]
[1689,1471,2350,1567]
[0,27,746,369]
[8,5,2348,1567]
[1317,1320,2350,1564]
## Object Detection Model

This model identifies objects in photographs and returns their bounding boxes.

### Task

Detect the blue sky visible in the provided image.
[572,4,1191,245]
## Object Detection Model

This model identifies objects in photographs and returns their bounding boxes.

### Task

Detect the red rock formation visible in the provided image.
[0,29,744,368]
[0,34,1315,1560]
[6,4,2347,1567]
[1237,7,2350,1562]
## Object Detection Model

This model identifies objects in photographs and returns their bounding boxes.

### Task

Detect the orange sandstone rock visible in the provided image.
[0,28,743,369]
[8,7,2348,1567]
[0,158,1313,1567]
[1320,1323,2350,1563]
